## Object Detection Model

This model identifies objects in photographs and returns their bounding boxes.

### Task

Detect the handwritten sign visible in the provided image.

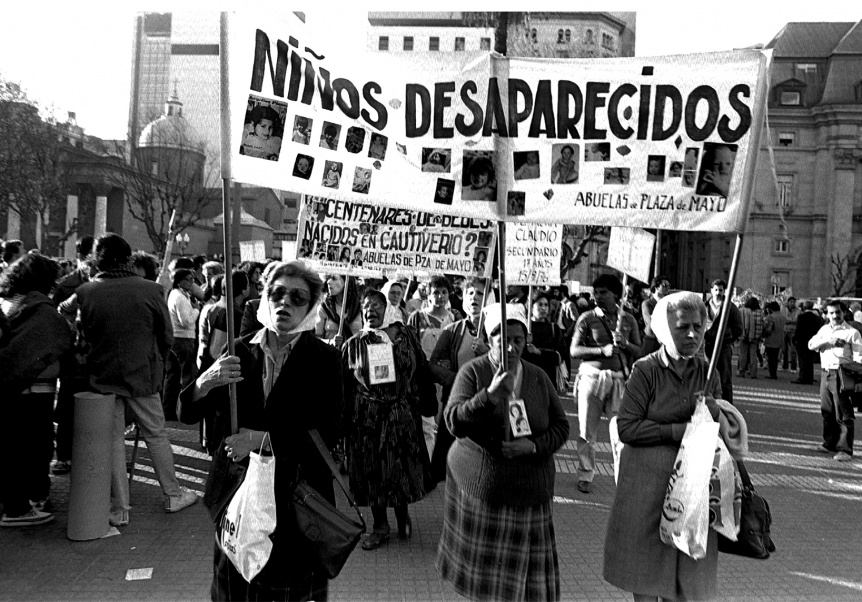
[506,223,563,285]
[606,227,656,283]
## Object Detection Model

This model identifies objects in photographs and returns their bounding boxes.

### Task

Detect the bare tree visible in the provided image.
[831,250,861,297]
[560,225,609,280]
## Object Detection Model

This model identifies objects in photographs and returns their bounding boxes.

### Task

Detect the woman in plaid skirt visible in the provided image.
[437,303,569,601]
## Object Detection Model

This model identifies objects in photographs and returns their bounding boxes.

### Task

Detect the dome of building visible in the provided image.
[138,90,205,152]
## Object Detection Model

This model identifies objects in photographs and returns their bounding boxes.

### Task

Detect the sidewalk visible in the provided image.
[2,368,861,601]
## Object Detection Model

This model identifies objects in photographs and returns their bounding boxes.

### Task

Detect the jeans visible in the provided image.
[782,332,797,370]
[163,337,197,421]
[576,371,623,482]
[820,371,854,455]
[111,393,182,513]
[738,339,759,377]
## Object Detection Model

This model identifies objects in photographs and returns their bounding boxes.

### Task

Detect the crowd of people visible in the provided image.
[0,233,856,600]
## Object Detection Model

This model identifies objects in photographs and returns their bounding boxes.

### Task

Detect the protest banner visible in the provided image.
[506,223,563,286]
[296,196,495,279]
[606,227,656,284]
[239,240,267,262]
[224,11,769,231]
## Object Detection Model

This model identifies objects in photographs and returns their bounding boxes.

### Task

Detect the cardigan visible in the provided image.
[445,354,569,506]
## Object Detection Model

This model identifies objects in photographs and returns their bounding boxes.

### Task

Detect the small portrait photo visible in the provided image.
[351,249,363,267]
[434,178,456,205]
[473,260,485,274]
[326,245,339,261]
[374,365,390,380]
[513,150,541,181]
[315,201,328,222]
[292,154,315,180]
[368,133,388,160]
[339,246,352,264]
[477,232,493,248]
[550,144,579,184]
[291,115,312,145]
[507,191,526,217]
[239,96,287,160]
[345,126,366,154]
[695,143,738,197]
[298,240,312,258]
[646,155,666,182]
[584,142,610,162]
[473,247,488,264]
[604,167,630,185]
[462,151,496,201]
[682,170,696,188]
[321,160,343,189]
[509,399,532,437]
[683,147,700,172]
[422,148,451,173]
[359,222,371,235]
[313,244,327,260]
[668,161,683,178]
[352,167,372,194]
[320,122,341,150]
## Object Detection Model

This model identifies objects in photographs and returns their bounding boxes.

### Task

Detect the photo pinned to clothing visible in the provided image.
[321,160,343,189]
[646,155,666,182]
[292,154,315,180]
[509,399,532,437]
[604,167,630,185]
[291,115,312,145]
[584,142,610,162]
[513,150,541,181]
[352,167,372,194]
[695,143,738,197]
[434,178,456,205]
[368,343,396,385]
[239,95,287,161]
[320,122,341,150]
[422,148,452,173]
[550,144,580,184]
[507,191,525,217]
[368,133,388,160]
[345,126,366,154]
[462,151,496,201]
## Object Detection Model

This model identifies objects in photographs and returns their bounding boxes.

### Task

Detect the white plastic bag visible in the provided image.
[660,401,719,560]
[219,443,277,582]
[609,416,624,485]
[709,437,741,541]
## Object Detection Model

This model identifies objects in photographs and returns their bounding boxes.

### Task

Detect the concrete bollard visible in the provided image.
[67,392,114,541]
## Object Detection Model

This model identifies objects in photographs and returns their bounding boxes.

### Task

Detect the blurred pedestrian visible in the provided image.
[738,297,764,379]
[163,268,201,421]
[763,301,785,379]
[781,296,800,371]
[641,275,671,355]
[704,279,743,403]
[793,301,821,385]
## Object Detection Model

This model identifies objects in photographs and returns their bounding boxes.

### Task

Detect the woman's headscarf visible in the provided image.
[256,263,321,336]
[651,291,706,360]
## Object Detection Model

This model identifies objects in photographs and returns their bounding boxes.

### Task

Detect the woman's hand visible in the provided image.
[486,364,515,405]
[501,437,536,459]
[225,428,267,462]
[194,355,243,399]
[526,343,540,355]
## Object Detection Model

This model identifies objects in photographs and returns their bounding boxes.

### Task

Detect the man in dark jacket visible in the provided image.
[704,279,743,404]
[76,234,197,527]
[793,301,822,385]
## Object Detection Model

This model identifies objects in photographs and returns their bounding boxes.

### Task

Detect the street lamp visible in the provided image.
[176,232,190,255]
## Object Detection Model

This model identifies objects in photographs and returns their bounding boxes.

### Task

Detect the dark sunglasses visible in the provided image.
[270,286,311,307]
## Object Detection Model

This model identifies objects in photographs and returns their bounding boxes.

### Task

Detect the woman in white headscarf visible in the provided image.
[603,292,723,602]
[178,261,344,601]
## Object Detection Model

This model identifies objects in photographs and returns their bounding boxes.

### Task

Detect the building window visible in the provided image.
[429,37,439,51]
[774,239,790,253]
[565,29,571,42]
[403,36,413,51]
[531,28,537,43]
[284,197,297,208]
[795,63,818,78]
[780,90,801,106]
[378,36,389,51]
[771,271,789,296]
[777,175,793,207]
[602,33,615,50]
[557,29,564,43]
[480,37,491,50]
[777,131,795,147]
[454,37,465,52]
[585,29,594,44]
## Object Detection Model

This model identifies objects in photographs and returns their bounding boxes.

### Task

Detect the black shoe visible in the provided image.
[397,515,412,540]
[362,529,390,550]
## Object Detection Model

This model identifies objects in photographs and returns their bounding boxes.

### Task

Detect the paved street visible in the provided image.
[2,363,861,601]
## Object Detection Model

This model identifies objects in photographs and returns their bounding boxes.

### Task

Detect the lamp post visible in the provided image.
[176,232,190,255]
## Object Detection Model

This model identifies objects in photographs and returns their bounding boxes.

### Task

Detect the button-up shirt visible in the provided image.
[808,321,862,370]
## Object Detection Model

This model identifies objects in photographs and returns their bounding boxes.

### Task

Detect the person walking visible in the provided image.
[163,268,201,421]
[763,301,786,380]
[793,301,822,385]
[782,296,800,371]
[315,274,362,348]
[738,297,764,379]
[76,234,197,527]
[704,279,743,403]
[807,299,860,462]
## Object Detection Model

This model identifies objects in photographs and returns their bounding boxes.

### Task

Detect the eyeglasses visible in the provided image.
[270,286,311,307]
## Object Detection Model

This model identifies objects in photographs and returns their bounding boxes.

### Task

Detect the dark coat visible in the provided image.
[76,270,173,398]
[178,329,344,585]
[51,267,88,307]
[795,310,823,348]
[705,301,743,352]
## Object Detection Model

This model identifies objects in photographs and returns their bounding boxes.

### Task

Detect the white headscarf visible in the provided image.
[256,264,321,336]
[482,302,530,340]
[652,291,706,360]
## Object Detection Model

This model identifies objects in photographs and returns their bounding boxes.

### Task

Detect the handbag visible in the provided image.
[203,437,248,524]
[837,362,862,394]
[292,429,367,579]
[717,459,776,559]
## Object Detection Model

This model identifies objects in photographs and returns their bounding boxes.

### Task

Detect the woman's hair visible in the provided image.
[230,270,249,296]
[250,104,278,126]
[172,268,194,289]
[468,157,494,182]
[428,274,452,294]
[203,261,225,278]
[94,233,132,272]
[325,274,361,320]
[744,296,761,310]
[262,261,324,308]
[532,291,551,307]
[767,301,781,313]
[211,275,224,299]
[130,251,159,281]
[2,239,23,264]
[561,145,574,156]
[665,293,707,323]
[650,274,670,291]
[362,288,387,308]
[592,273,623,298]
[0,253,60,297]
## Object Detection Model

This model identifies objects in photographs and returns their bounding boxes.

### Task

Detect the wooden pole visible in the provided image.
[336,276,350,338]
[527,285,533,335]
[653,229,662,280]
[475,276,493,338]
[706,234,744,384]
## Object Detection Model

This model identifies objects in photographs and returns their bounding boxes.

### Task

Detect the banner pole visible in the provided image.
[476,276,492,339]
[337,276,350,338]
[527,285,533,335]
[653,230,662,280]
[616,273,628,333]
[706,233,744,384]
[496,219,510,442]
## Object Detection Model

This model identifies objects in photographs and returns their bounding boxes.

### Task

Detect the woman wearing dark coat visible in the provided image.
[604,292,723,601]
[178,261,344,602]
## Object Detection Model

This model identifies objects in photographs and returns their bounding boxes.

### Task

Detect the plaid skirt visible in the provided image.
[436,469,560,601]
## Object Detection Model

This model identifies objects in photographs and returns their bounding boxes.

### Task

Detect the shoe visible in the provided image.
[577,480,592,494]
[834,452,853,462]
[361,529,390,550]
[1,508,54,527]
[815,444,836,454]
[109,509,129,527]
[50,460,71,475]
[165,488,198,513]
[30,498,53,513]
[397,515,412,540]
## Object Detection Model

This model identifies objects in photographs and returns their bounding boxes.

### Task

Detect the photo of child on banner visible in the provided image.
[239,95,286,160]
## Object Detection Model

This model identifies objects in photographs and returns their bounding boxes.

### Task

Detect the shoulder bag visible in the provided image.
[292,429,367,579]
[837,361,862,394]
[717,459,776,559]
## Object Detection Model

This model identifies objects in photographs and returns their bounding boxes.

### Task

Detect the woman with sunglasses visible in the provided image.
[342,289,436,550]
[178,261,344,601]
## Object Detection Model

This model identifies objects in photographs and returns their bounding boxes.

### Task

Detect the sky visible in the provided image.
[0,1,859,141]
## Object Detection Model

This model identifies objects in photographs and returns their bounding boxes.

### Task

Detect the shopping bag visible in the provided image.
[219,438,277,582]
[717,460,776,559]
[709,436,741,540]
[608,416,624,485]
[660,401,719,560]
[202,438,247,524]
